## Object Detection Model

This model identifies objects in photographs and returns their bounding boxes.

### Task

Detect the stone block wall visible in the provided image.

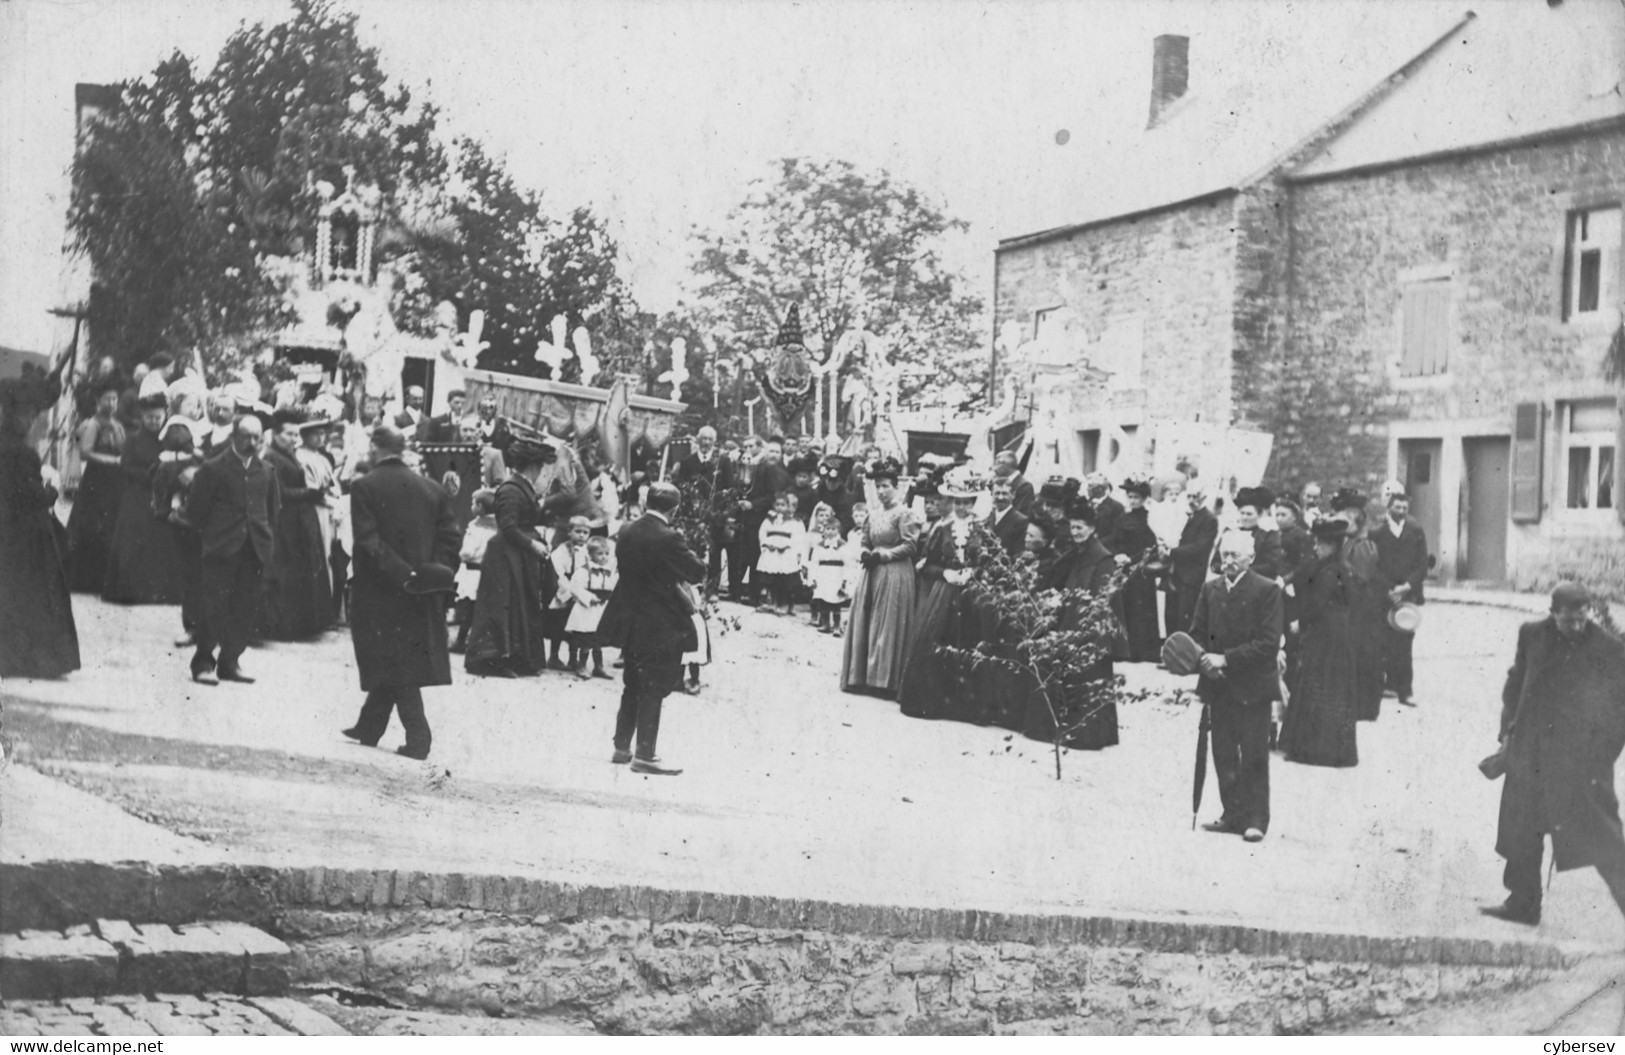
[1275,127,1625,493]
[992,195,1241,431]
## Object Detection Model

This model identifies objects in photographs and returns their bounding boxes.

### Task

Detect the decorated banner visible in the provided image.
[753,304,816,420]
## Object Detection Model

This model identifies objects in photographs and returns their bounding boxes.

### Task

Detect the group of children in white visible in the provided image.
[755,494,868,632]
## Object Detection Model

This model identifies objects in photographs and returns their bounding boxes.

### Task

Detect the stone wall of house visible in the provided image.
[1278,127,1625,495]
[992,195,1241,432]
[1231,180,1294,437]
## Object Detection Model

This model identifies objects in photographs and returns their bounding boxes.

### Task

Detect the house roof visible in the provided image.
[999,8,1474,249]
[1293,0,1625,180]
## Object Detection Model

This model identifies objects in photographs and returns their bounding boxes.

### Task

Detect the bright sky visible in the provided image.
[0,0,1452,357]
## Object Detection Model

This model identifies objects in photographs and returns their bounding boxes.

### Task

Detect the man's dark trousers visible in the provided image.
[1384,626,1415,698]
[351,685,431,755]
[1211,696,1271,833]
[1501,827,1625,916]
[705,530,725,596]
[615,650,683,760]
[193,542,263,675]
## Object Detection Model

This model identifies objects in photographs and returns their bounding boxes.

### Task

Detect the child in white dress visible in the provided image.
[452,489,497,653]
[803,502,851,634]
[756,492,807,615]
[563,535,617,679]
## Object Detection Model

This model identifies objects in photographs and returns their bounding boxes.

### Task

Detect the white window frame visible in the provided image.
[1558,398,1617,521]
[1032,306,1061,343]
[1564,205,1621,321]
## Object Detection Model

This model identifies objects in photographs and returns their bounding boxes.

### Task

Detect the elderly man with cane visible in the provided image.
[1186,532,1284,844]
[1481,582,1625,927]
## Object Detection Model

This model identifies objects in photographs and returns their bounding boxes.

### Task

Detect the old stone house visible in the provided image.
[993,1,1625,591]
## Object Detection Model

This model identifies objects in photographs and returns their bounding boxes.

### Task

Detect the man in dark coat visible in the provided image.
[673,425,735,597]
[1087,474,1125,553]
[1482,583,1625,926]
[185,415,280,685]
[1169,483,1219,634]
[393,385,426,434]
[1188,531,1284,842]
[993,450,1035,516]
[597,482,707,775]
[985,478,1030,559]
[341,424,460,760]
[735,436,790,604]
[1371,490,1428,706]
[415,389,469,444]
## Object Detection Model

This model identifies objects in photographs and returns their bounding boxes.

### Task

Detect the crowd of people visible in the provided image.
[13,356,1625,930]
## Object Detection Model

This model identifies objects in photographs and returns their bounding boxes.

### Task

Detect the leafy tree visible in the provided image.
[690,157,987,420]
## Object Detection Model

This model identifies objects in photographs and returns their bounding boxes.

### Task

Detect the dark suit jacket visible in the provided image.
[1371,515,1428,604]
[675,451,735,496]
[1094,495,1125,552]
[985,505,1030,559]
[1188,570,1284,706]
[597,512,707,656]
[1003,472,1035,517]
[394,407,424,433]
[415,414,462,444]
[1170,506,1218,589]
[349,458,461,691]
[187,448,280,565]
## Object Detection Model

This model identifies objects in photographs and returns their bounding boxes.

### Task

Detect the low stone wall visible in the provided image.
[0,862,1572,1036]
[283,906,1551,1035]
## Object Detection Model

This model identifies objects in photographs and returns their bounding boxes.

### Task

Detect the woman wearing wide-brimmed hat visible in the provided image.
[465,431,560,677]
[840,457,920,699]
[1279,518,1359,767]
[898,466,988,723]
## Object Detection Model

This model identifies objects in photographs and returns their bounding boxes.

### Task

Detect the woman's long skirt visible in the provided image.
[840,559,915,695]
[898,579,980,721]
[1351,583,1387,722]
[101,479,186,604]
[66,461,121,593]
[1280,609,1359,767]
[1022,660,1120,750]
[1120,569,1163,662]
[465,536,550,676]
[266,505,332,640]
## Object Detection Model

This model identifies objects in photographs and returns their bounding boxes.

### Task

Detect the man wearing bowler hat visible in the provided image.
[341,424,461,760]
[1482,583,1625,927]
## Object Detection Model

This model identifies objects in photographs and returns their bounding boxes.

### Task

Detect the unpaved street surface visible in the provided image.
[5,595,1622,950]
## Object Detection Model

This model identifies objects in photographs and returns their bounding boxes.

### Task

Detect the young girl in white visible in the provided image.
[563,534,617,679]
[453,489,498,653]
[756,492,807,615]
[804,502,850,634]
[548,516,593,671]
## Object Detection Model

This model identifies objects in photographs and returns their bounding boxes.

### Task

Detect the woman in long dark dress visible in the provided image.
[466,435,559,677]
[0,377,80,678]
[66,385,125,592]
[1024,496,1120,750]
[1280,519,1359,767]
[1330,489,1386,722]
[102,396,187,604]
[1114,478,1163,662]
[840,458,920,699]
[899,470,987,722]
[263,410,333,639]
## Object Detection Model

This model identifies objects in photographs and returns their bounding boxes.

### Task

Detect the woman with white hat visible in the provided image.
[898,465,988,723]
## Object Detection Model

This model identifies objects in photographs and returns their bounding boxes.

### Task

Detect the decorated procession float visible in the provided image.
[271,171,684,524]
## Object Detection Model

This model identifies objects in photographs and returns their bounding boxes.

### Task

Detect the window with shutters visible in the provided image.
[1399,279,1450,377]
[1563,206,1621,321]
[1560,398,1616,519]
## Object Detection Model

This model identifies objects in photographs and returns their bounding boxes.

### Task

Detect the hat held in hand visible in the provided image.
[405,563,457,595]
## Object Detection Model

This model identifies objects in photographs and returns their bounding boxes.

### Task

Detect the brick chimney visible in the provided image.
[1148,35,1189,128]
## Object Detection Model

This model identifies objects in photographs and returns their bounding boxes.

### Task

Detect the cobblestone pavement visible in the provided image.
[4,594,1623,951]
[0,994,347,1036]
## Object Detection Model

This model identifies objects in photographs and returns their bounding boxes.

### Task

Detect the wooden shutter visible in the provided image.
[1401,282,1450,376]
[1510,402,1543,523]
